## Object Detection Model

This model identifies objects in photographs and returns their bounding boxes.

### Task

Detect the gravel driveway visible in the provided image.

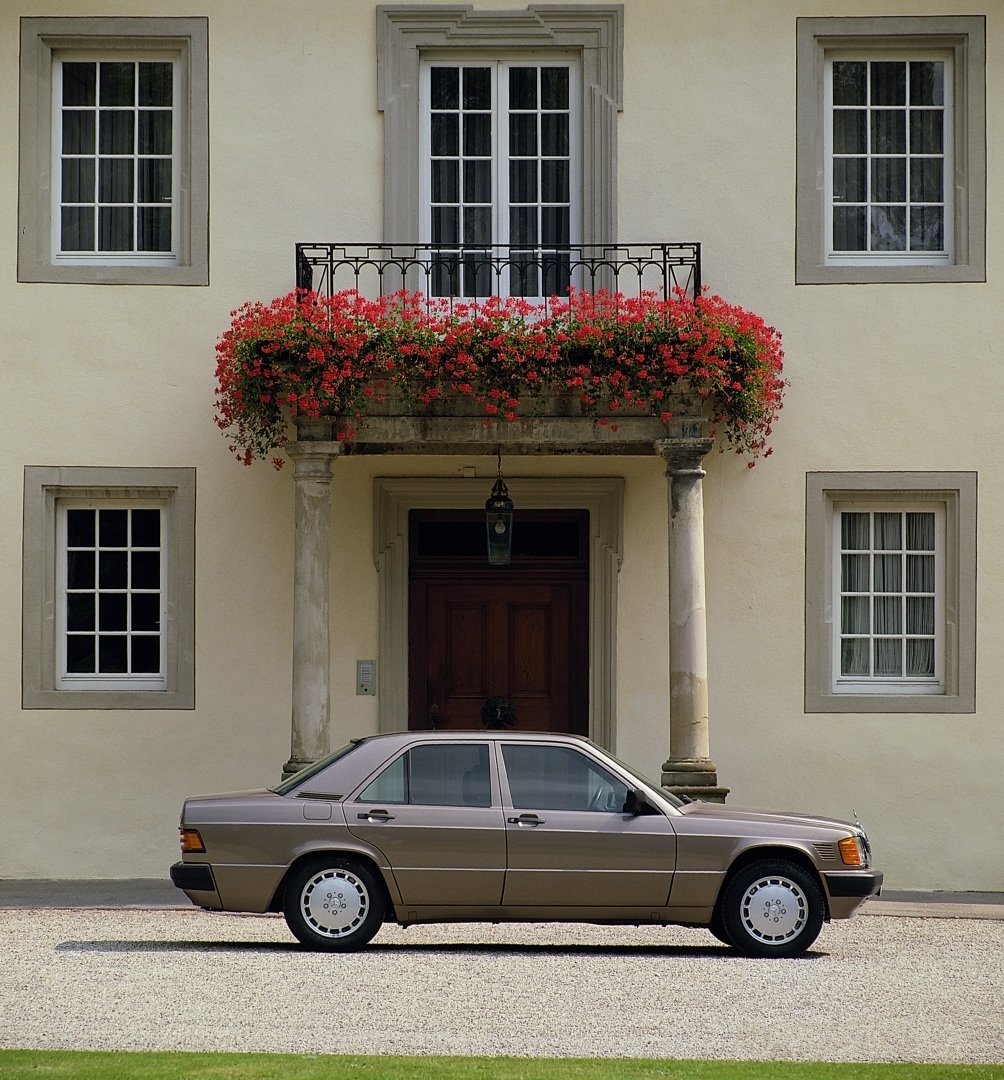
[2,905,1002,1063]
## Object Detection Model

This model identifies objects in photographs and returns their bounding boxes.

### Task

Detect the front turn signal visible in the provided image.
[838,835,863,866]
[179,828,205,854]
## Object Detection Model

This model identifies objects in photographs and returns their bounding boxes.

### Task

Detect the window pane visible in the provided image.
[432,206,458,245]
[832,61,866,105]
[463,67,491,110]
[841,595,869,634]
[874,596,901,635]
[139,62,173,107]
[502,744,627,813]
[871,62,905,106]
[430,67,458,110]
[540,67,569,110]
[67,509,96,547]
[509,114,536,156]
[910,61,943,106]
[907,553,935,593]
[833,206,866,250]
[907,596,935,636]
[542,253,570,296]
[464,114,491,157]
[62,111,95,155]
[540,114,569,156]
[910,111,943,155]
[99,110,135,155]
[98,635,129,673]
[409,744,490,807]
[833,158,866,203]
[871,110,905,154]
[132,593,161,632]
[833,110,866,154]
[138,208,171,252]
[432,160,458,203]
[907,512,935,551]
[874,554,901,592]
[874,638,903,676]
[138,159,172,203]
[67,551,95,590]
[98,206,132,251]
[63,62,96,106]
[541,159,569,203]
[541,206,569,245]
[874,512,901,550]
[138,111,172,155]
[509,67,536,110]
[910,207,943,251]
[509,253,538,297]
[510,206,537,246]
[431,114,458,156]
[131,635,161,674]
[870,206,906,250]
[131,551,161,589]
[67,594,95,632]
[358,754,407,803]
[842,513,870,550]
[99,593,127,632]
[463,160,491,204]
[99,550,128,588]
[66,635,96,674]
[99,159,134,203]
[100,509,128,547]
[100,62,135,106]
[61,207,94,251]
[463,206,491,246]
[62,159,95,203]
[841,638,869,676]
[841,553,869,592]
[910,158,943,203]
[510,159,537,203]
[906,639,935,677]
[872,159,905,203]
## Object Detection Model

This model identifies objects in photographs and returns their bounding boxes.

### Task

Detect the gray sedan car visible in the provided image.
[171,730,882,958]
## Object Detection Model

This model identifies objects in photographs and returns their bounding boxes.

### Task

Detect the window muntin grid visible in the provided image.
[54,56,177,262]
[825,53,952,265]
[57,503,167,690]
[422,59,579,298]
[834,507,944,693]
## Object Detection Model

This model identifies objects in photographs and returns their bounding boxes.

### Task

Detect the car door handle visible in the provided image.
[507,814,545,827]
[357,809,395,823]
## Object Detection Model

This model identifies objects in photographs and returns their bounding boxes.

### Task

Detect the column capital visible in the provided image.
[654,436,715,477]
[286,440,344,482]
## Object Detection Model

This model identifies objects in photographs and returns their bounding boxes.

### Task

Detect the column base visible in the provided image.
[281,757,314,781]
[661,758,730,803]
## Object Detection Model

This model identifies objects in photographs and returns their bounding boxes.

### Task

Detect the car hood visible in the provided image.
[679,800,858,833]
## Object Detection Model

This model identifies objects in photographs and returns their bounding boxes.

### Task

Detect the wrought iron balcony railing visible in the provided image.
[295,243,701,308]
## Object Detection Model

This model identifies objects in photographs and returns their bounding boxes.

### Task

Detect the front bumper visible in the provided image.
[823,869,884,919]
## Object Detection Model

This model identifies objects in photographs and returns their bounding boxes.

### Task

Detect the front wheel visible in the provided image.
[719,859,824,958]
[283,857,386,951]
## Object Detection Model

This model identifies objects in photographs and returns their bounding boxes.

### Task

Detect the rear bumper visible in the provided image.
[170,861,222,909]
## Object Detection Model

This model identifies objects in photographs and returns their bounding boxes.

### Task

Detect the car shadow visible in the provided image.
[54,939,829,959]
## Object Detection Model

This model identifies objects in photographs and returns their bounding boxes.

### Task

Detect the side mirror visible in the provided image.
[623,788,656,817]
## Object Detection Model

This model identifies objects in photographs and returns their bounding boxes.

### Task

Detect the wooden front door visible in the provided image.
[408,511,589,735]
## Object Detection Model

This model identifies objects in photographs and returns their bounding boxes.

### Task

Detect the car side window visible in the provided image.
[501,744,628,813]
[357,743,492,808]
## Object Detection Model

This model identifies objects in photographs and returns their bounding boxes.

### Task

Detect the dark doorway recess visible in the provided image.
[408,509,589,735]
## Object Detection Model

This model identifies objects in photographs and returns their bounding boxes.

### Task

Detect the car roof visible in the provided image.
[354,730,596,746]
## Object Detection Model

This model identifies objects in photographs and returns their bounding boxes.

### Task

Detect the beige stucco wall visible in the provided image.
[1,0,1000,890]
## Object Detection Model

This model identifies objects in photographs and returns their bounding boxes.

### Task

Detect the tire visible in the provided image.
[719,859,824,958]
[283,857,386,951]
[707,906,734,947]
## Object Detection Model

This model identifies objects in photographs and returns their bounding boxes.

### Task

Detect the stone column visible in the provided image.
[282,439,341,779]
[656,434,729,802]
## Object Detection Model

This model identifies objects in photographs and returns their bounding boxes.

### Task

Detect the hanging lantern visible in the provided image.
[485,449,514,566]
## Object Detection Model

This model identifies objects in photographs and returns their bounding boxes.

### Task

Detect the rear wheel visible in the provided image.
[283,857,385,951]
[720,859,824,958]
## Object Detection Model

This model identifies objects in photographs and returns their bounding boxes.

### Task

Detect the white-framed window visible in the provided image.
[832,504,944,694]
[56,501,168,691]
[805,473,976,714]
[825,53,951,268]
[795,16,985,285]
[18,17,208,286]
[377,6,622,265]
[421,58,581,298]
[23,467,196,710]
[53,55,180,266]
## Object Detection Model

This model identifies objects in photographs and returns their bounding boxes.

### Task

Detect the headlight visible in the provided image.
[179,828,205,854]
[838,834,869,868]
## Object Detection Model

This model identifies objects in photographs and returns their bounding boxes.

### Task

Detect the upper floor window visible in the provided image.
[422,59,580,298]
[18,17,208,285]
[55,57,179,265]
[796,16,985,285]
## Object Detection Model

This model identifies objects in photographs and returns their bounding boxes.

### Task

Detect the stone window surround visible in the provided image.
[804,471,976,714]
[795,14,986,285]
[377,4,623,246]
[23,466,196,710]
[17,16,209,286]
[373,476,623,750]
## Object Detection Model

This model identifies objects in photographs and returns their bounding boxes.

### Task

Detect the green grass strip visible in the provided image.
[0,1052,1001,1080]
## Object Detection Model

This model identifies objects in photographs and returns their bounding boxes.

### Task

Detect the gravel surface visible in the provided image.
[1,907,1002,1063]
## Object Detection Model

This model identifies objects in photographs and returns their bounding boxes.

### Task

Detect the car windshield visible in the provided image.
[269,741,360,795]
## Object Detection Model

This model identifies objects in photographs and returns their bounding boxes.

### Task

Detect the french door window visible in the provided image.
[54,56,177,262]
[422,59,580,298]
[826,54,951,265]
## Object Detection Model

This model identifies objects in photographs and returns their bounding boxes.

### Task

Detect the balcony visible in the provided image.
[295,242,701,306]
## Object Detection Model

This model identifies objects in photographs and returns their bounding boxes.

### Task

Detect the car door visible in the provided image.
[346,740,506,907]
[499,742,676,909]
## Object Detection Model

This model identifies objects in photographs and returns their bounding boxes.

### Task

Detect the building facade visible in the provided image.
[3,1,1000,891]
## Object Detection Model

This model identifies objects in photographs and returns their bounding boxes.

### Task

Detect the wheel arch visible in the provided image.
[716,844,831,920]
[267,848,397,914]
